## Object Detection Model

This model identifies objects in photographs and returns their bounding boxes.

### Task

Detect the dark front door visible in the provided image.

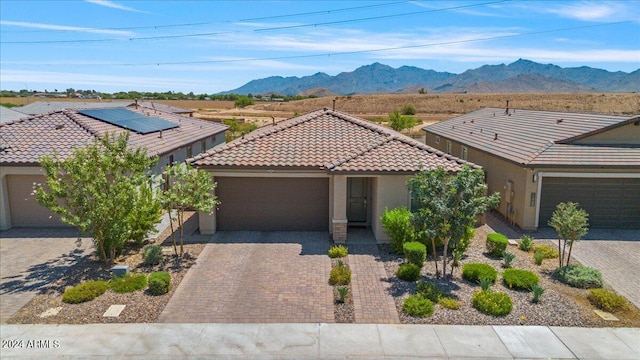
[347,177,368,224]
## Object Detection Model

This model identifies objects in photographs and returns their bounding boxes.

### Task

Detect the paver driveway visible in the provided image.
[0,228,92,323]
[158,232,335,323]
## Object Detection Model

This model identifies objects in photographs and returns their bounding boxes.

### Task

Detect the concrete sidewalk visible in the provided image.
[1,323,638,359]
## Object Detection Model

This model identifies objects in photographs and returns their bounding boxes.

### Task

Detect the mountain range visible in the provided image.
[223,59,639,95]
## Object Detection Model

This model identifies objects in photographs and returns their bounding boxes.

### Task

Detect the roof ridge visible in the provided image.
[64,109,101,138]
[524,140,555,164]
[326,136,393,170]
[327,109,395,137]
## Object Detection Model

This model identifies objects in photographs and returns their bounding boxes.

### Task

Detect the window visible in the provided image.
[435,135,440,144]
[201,140,207,153]
[530,192,536,207]
[186,146,192,159]
[169,154,174,166]
[446,140,452,154]
[461,146,468,160]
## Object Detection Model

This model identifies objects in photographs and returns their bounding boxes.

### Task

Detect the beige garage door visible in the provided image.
[7,175,67,227]
[216,177,329,231]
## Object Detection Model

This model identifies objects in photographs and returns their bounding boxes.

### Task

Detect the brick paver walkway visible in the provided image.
[0,228,92,323]
[158,231,335,323]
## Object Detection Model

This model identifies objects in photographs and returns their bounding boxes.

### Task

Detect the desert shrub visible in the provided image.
[62,280,110,304]
[403,241,426,267]
[416,281,444,302]
[502,251,516,268]
[337,286,349,303]
[554,264,603,289]
[479,278,493,291]
[502,269,539,290]
[438,297,460,310]
[401,103,417,115]
[533,251,545,266]
[143,245,163,266]
[533,244,559,259]
[519,235,534,252]
[472,290,513,316]
[381,207,415,254]
[148,271,171,295]
[397,263,421,281]
[109,273,147,293]
[531,284,544,303]
[462,263,498,284]
[402,295,434,317]
[329,264,352,285]
[588,288,628,313]
[486,233,508,257]
[328,245,348,258]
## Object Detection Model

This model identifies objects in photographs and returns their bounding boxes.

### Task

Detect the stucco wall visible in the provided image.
[371,175,410,242]
[573,122,640,145]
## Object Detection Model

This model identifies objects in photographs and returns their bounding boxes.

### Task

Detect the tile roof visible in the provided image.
[136,102,194,114]
[0,106,28,123]
[0,107,227,166]
[424,107,640,167]
[15,101,133,115]
[190,108,473,173]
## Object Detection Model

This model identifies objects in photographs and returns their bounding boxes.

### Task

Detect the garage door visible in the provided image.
[7,175,67,227]
[539,177,640,229]
[215,177,329,231]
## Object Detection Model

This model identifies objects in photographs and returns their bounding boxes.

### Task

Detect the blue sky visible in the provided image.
[1,0,639,93]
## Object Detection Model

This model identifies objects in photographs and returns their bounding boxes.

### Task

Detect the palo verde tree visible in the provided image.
[160,163,219,256]
[34,132,163,266]
[388,109,419,133]
[548,201,589,268]
[408,165,500,278]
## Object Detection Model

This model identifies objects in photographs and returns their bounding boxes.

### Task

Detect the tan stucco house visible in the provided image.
[190,108,476,242]
[424,107,640,230]
[0,106,227,229]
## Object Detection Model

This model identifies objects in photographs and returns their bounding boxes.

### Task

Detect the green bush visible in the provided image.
[479,278,493,291]
[472,290,513,316]
[502,269,540,290]
[416,281,444,302]
[554,264,603,289]
[462,263,498,284]
[337,286,349,303]
[402,295,434,317]
[502,251,516,268]
[397,263,421,281]
[588,288,628,313]
[381,207,415,254]
[438,297,460,310]
[533,251,545,266]
[519,235,534,252]
[531,284,544,303]
[62,280,110,304]
[110,273,147,293]
[486,233,508,257]
[401,103,417,115]
[329,265,352,285]
[328,245,348,258]
[148,271,171,295]
[533,245,559,259]
[143,245,163,266]
[403,241,426,267]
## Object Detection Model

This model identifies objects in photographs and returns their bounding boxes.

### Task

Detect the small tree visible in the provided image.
[234,95,254,108]
[34,133,162,266]
[160,163,219,256]
[409,166,500,278]
[548,202,589,268]
[388,109,419,133]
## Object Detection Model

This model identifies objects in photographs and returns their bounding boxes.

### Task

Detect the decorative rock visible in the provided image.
[594,309,618,321]
[508,239,518,246]
[39,307,62,318]
[103,305,126,317]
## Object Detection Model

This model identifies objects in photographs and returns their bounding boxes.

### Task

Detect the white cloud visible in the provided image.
[0,20,134,36]
[540,1,630,22]
[85,0,147,13]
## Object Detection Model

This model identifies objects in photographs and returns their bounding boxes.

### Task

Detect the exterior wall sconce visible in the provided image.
[532,173,538,183]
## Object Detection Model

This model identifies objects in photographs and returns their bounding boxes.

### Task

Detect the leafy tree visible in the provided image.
[388,109,419,133]
[34,133,162,265]
[408,166,500,278]
[160,163,219,256]
[548,202,589,268]
[223,118,257,142]
[234,95,254,108]
[401,103,417,115]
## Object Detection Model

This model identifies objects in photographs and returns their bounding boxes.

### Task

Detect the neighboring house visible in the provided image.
[424,107,640,230]
[14,100,194,117]
[137,101,195,117]
[189,108,475,243]
[0,106,27,123]
[0,107,228,229]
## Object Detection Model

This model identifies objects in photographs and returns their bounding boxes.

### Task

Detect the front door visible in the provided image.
[347,178,368,224]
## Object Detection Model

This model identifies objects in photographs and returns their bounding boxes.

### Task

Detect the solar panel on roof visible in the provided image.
[78,108,179,134]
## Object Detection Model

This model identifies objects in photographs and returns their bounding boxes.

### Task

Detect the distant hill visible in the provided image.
[222,59,639,95]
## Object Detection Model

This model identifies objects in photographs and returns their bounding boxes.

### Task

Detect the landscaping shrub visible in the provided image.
[486,233,508,257]
[533,251,545,266]
[329,264,352,285]
[502,251,516,268]
[110,273,147,293]
[143,245,163,266]
[438,297,460,310]
[588,288,628,313]
[381,207,415,254]
[531,284,544,303]
[337,286,349,303]
[328,245,348,258]
[554,264,603,289]
[462,263,498,284]
[62,280,110,304]
[416,281,444,302]
[397,263,421,281]
[479,278,493,291]
[472,290,513,316]
[402,295,434,317]
[533,245,559,259]
[148,271,171,295]
[519,235,534,252]
[403,241,426,267]
[502,269,540,290]
[401,103,417,115]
